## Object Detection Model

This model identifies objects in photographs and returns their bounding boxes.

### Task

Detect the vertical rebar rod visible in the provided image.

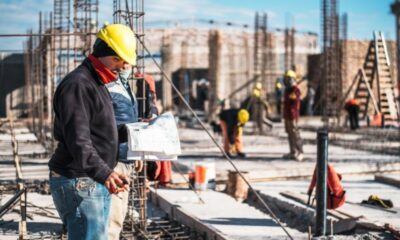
[315,130,328,236]
[339,12,347,124]
[67,0,71,73]
[9,113,27,239]
[290,27,295,69]
[321,0,328,124]
[136,0,147,231]
[284,28,289,71]
[29,30,35,135]
[254,12,259,76]
[113,0,147,233]
[261,13,267,91]
[39,11,45,143]
[50,11,56,152]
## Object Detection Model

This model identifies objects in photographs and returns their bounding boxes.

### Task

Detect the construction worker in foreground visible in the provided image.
[282,70,304,161]
[48,24,135,240]
[219,105,249,158]
[106,64,144,239]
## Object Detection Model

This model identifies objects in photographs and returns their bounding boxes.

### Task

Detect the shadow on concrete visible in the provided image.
[180,154,283,161]
[0,220,62,235]
[203,217,277,226]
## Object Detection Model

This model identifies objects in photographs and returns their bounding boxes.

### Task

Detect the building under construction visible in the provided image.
[0,0,400,239]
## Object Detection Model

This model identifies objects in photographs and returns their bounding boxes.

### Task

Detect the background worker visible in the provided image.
[282,70,304,162]
[135,72,159,119]
[345,98,360,130]
[306,82,315,116]
[48,24,135,240]
[251,83,273,132]
[106,64,143,240]
[135,72,172,187]
[219,107,249,158]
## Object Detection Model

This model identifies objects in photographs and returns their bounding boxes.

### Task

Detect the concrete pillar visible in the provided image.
[180,40,189,110]
[208,30,224,121]
[161,30,174,110]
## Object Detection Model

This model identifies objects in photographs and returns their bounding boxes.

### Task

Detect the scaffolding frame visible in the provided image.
[113,0,148,234]
[321,0,342,125]
[20,0,99,150]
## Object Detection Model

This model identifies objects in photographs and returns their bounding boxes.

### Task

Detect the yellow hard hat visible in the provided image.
[97,24,137,65]
[285,70,296,79]
[255,82,262,90]
[276,82,282,89]
[252,89,261,98]
[238,109,250,125]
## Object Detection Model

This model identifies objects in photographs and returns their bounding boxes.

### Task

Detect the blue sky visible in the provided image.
[0,0,396,52]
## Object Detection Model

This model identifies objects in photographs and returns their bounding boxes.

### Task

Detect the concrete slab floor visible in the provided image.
[153,188,307,239]
[252,175,400,228]
[0,192,192,240]
[176,127,400,183]
[0,193,62,240]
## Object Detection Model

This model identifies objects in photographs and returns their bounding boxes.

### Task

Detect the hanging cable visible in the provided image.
[135,35,294,240]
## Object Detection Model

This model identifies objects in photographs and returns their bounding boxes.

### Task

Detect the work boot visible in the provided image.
[295,153,304,162]
[237,152,246,158]
[282,153,295,159]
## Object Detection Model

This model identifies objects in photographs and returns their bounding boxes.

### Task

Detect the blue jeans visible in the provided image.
[50,175,111,240]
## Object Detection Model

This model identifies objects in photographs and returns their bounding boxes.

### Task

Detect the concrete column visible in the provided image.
[161,30,174,110]
[208,30,224,121]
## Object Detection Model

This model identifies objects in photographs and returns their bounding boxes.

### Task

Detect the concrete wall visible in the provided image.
[150,27,319,110]
[307,39,398,110]
[341,39,397,98]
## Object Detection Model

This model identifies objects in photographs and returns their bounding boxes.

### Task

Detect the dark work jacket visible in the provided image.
[219,109,239,144]
[49,58,124,184]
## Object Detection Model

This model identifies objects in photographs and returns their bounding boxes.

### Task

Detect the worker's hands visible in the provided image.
[140,114,157,123]
[140,118,151,122]
[105,171,130,194]
[135,160,144,173]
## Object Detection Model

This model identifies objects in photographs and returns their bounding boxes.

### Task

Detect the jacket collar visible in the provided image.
[87,54,117,84]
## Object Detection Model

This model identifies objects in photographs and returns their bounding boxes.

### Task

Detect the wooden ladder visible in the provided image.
[374,32,399,126]
[353,32,399,126]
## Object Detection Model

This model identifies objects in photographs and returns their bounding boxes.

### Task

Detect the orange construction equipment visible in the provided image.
[371,113,382,127]
[195,165,207,190]
[158,161,172,186]
[307,163,346,210]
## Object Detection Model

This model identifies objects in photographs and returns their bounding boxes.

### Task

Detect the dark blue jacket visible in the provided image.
[106,79,138,161]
